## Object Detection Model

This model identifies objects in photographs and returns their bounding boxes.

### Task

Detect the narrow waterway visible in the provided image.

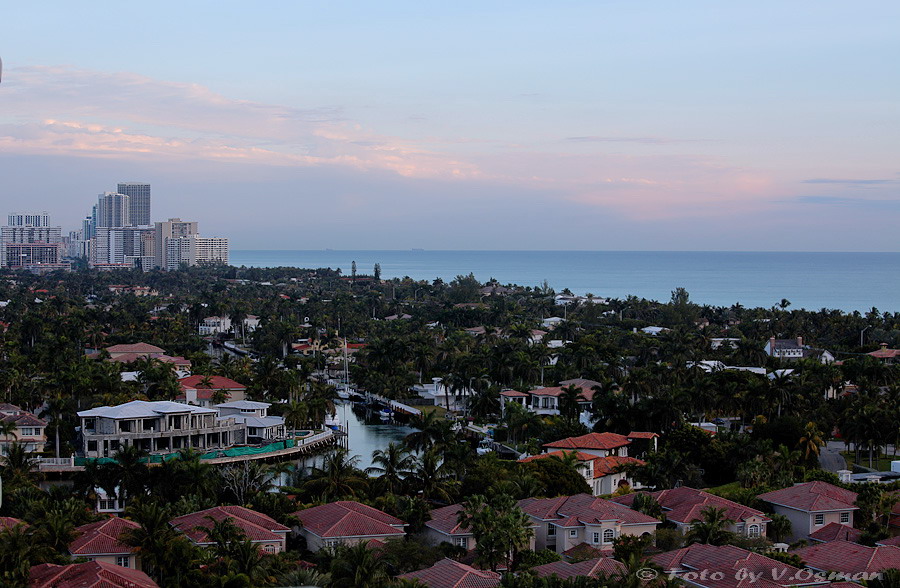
[275,402,416,487]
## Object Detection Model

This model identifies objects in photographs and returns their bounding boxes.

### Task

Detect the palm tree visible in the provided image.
[797,421,825,465]
[303,448,368,499]
[410,448,455,502]
[558,384,586,424]
[767,513,792,543]
[282,400,309,433]
[366,442,415,495]
[328,542,391,588]
[686,506,735,546]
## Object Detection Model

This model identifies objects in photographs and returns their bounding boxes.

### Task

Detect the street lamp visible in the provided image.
[860,326,871,347]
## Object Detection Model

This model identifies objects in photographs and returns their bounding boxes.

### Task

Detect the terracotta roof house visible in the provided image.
[544,432,632,458]
[519,450,645,496]
[398,558,500,588]
[30,561,159,588]
[170,506,290,554]
[651,543,828,588]
[294,501,405,552]
[423,504,474,550]
[519,493,659,554]
[757,482,857,542]
[531,557,625,580]
[69,517,141,570]
[92,342,192,376]
[176,375,247,407]
[0,403,46,454]
[613,487,771,539]
[527,384,596,417]
[808,521,862,544]
[868,343,900,364]
[792,540,900,577]
[0,516,25,531]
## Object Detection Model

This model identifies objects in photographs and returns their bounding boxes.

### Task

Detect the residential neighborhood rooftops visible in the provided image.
[294,501,405,539]
[425,504,470,536]
[793,540,900,574]
[499,390,529,398]
[544,432,631,451]
[179,375,246,390]
[104,342,165,355]
[757,481,858,512]
[69,517,140,556]
[170,506,290,545]
[808,522,862,543]
[0,517,24,531]
[613,487,770,524]
[398,558,500,588]
[78,400,218,419]
[651,544,813,588]
[531,557,625,580]
[30,561,158,588]
[519,493,659,526]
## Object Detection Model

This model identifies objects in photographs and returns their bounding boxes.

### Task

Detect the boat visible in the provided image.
[379,408,392,420]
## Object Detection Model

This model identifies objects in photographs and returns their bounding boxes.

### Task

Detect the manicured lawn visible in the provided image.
[841,451,898,472]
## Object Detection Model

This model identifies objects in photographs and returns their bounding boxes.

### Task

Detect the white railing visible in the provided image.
[298,431,333,446]
[35,456,76,467]
[369,393,422,416]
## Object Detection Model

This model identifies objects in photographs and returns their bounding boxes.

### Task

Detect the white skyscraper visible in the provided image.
[117,182,151,226]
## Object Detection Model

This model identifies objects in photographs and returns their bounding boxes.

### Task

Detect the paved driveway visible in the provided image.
[818,440,848,472]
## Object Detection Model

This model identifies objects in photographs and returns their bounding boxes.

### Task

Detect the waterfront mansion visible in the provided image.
[77,400,284,458]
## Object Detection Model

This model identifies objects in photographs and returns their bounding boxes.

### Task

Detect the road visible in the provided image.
[818,440,848,473]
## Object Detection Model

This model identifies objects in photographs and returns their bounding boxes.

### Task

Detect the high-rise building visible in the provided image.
[8,212,50,227]
[117,182,151,226]
[1,212,67,271]
[96,192,130,228]
[154,218,198,269]
[162,236,228,270]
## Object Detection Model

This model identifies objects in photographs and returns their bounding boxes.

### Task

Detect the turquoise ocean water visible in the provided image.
[230,250,900,313]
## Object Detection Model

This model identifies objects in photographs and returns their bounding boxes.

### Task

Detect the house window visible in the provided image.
[840,512,850,524]
[736,524,745,533]
[87,441,97,452]
[116,556,129,568]
[454,537,468,548]
[547,526,556,537]
[592,532,600,544]
[748,525,760,538]
[603,529,615,544]
[263,544,276,554]
[814,514,824,526]
[19,428,31,436]
[569,529,578,537]
[99,499,117,510]
[325,539,341,548]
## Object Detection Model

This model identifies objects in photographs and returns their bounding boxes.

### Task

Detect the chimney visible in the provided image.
[881,342,889,349]
[769,337,776,355]
[797,336,803,347]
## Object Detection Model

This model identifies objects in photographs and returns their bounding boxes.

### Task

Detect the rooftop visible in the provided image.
[78,400,218,419]
[30,561,158,588]
[170,505,290,545]
[398,558,500,588]
[295,501,405,539]
[69,517,140,556]
[613,487,770,524]
[544,432,631,451]
[757,481,858,512]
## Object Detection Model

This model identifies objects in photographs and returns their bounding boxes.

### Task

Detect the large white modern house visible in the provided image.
[77,400,249,457]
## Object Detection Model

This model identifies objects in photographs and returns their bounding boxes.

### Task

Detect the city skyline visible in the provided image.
[1,2,898,251]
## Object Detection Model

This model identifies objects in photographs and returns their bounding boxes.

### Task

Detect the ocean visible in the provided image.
[230,250,900,313]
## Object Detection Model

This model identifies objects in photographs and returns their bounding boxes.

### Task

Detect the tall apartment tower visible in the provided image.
[117,182,151,226]
[8,212,50,227]
[96,192,130,228]
[154,218,198,269]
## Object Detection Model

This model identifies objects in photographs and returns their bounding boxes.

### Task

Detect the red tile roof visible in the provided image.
[398,558,500,588]
[519,450,597,464]
[592,456,643,477]
[808,522,862,544]
[425,504,470,537]
[179,375,246,390]
[652,544,814,588]
[793,540,900,574]
[69,517,140,556]
[528,385,596,401]
[0,517,24,531]
[626,431,659,439]
[519,493,659,527]
[877,535,900,547]
[613,487,770,525]
[294,501,405,539]
[532,557,625,580]
[544,432,631,451]
[105,343,165,354]
[757,482,858,512]
[170,506,289,545]
[30,561,158,588]
[499,390,528,398]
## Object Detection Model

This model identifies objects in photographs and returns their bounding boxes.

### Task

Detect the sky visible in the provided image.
[1,1,898,250]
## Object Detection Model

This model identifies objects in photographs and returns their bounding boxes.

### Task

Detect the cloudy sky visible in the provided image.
[1,1,898,250]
